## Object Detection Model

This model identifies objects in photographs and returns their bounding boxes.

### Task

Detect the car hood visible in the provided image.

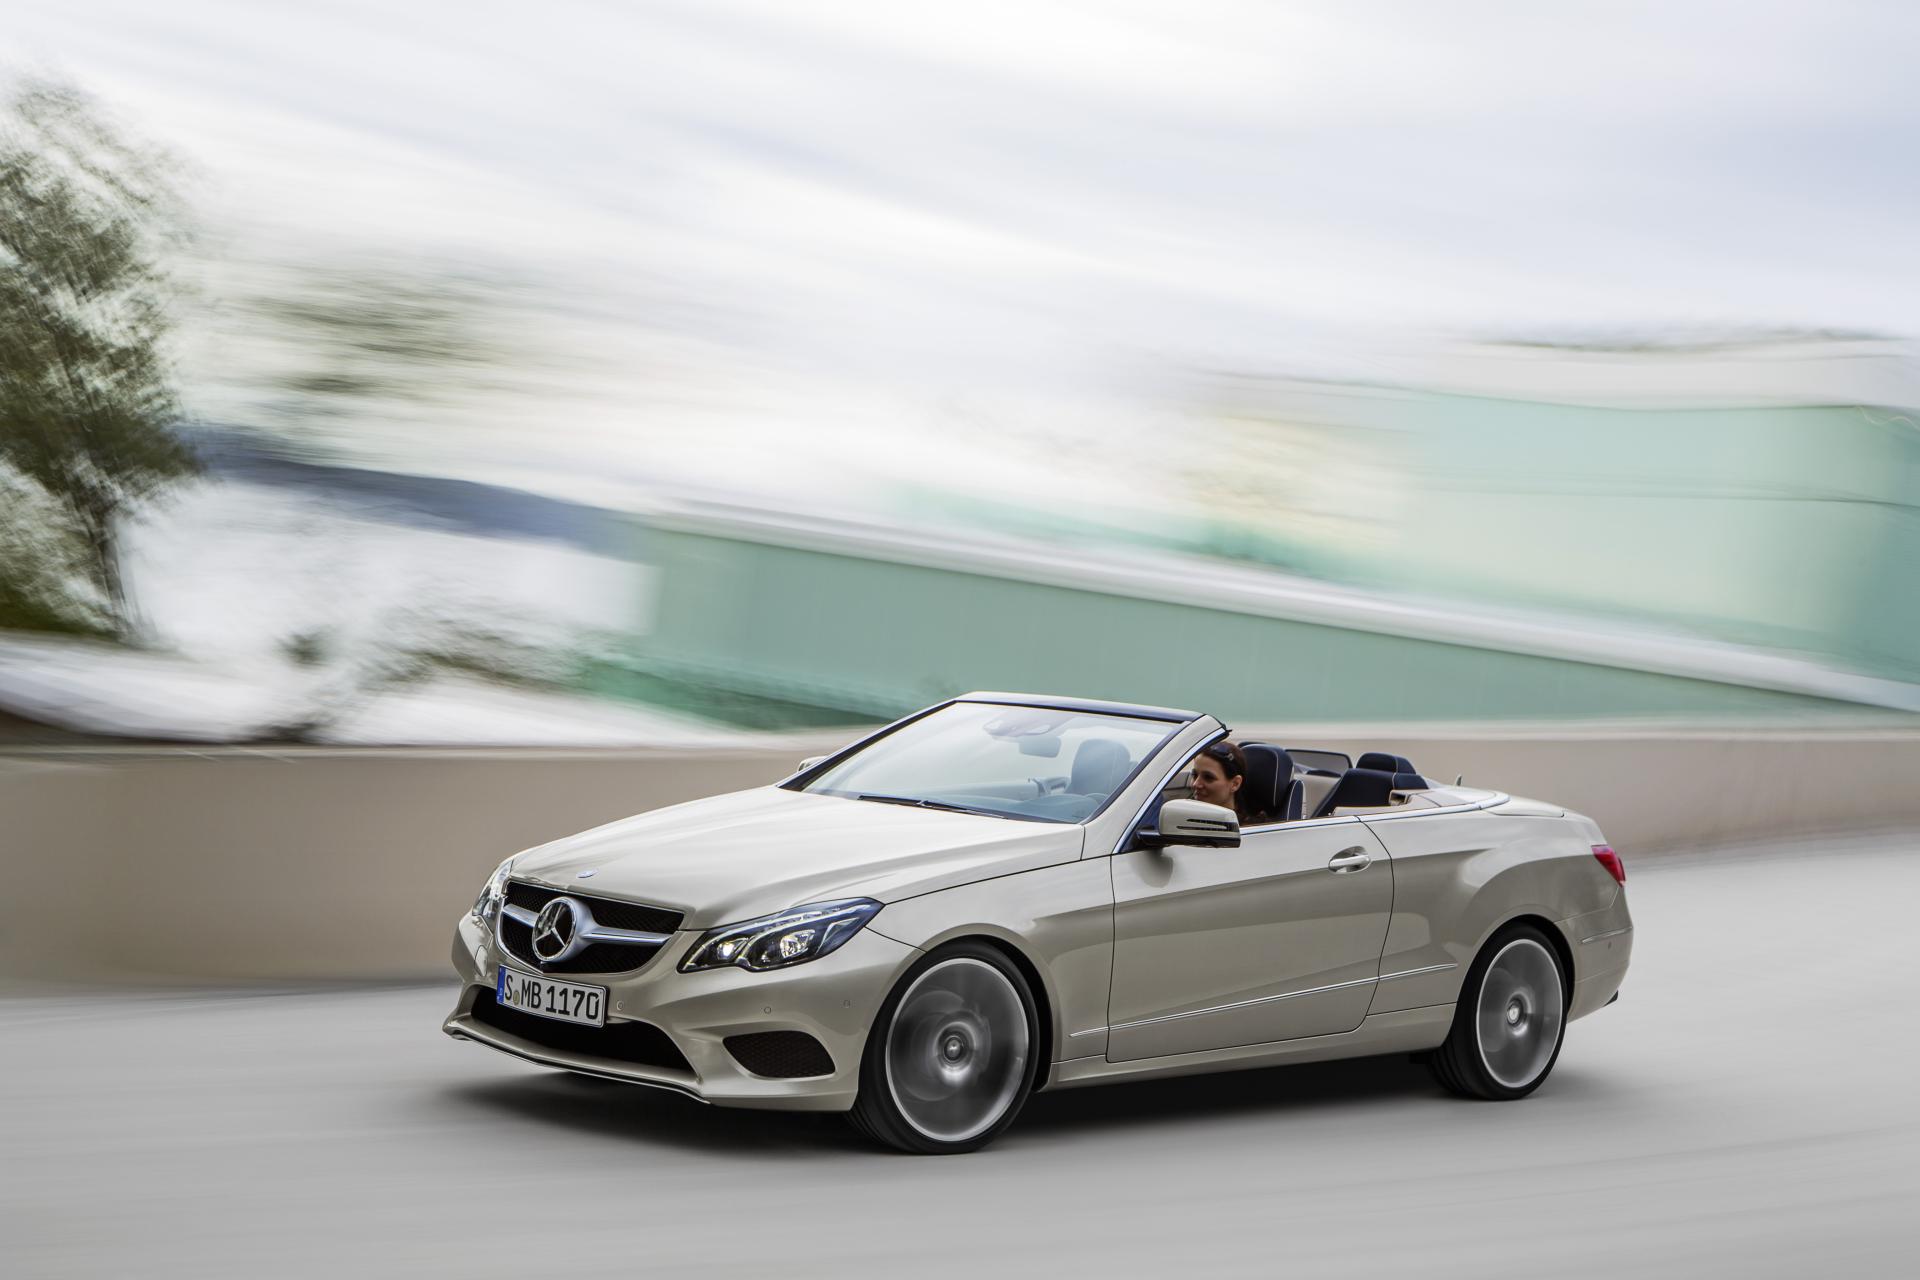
[507,786,1085,929]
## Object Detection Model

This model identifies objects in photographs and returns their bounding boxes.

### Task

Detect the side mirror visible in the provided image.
[796,756,827,773]
[1138,799,1240,850]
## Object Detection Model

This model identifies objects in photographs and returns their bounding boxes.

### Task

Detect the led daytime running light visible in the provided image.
[679,899,882,973]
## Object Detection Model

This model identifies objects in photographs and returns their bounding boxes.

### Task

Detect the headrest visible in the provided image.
[1238,744,1294,817]
[1357,752,1416,775]
[1068,738,1131,796]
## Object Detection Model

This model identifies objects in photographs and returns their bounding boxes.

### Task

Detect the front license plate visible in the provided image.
[496,967,607,1027]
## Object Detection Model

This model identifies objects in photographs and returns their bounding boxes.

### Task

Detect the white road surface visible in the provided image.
[4,834,1916,1278]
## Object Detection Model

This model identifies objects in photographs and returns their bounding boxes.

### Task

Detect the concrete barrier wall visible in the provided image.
[5,726,1917,982]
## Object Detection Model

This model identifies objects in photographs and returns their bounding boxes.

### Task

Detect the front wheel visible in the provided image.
[848,942,1041,1154]
[1429,924,1568,1100]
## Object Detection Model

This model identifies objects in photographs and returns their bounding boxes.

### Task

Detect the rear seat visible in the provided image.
[1310,755,1430,820]
[1231,745,1432,824]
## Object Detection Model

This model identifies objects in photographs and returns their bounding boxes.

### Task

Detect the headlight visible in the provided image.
[679,899,883,973]
[470,856,515,924]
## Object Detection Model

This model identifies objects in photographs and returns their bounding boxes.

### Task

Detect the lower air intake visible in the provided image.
[725,1030,835,1078]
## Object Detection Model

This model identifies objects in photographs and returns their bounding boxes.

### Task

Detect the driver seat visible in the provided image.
[1067,738,1131,797]
[1239,744,1302,824]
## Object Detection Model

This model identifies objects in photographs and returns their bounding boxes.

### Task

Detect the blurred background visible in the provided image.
[4,3,1919,1276]
[4,0,1920,743]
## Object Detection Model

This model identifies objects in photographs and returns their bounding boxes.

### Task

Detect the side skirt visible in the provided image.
[1044,1004,1454,1091]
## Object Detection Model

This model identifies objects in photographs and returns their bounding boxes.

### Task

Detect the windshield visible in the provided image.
[793,702,1183,824]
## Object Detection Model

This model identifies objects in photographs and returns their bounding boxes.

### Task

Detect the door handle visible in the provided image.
[1327,847,1372,873]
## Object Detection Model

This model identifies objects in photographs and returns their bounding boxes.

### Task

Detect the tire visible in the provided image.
[1429,923,1568,1100]
[847,941,1042,1154]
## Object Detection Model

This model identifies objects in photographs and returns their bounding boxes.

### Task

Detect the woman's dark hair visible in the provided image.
[1196,740,1257,823]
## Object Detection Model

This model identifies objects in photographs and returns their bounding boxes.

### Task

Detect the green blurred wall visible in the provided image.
[605,520,1894,724]
[598,386,1920,724]
[1339,393,1920,683]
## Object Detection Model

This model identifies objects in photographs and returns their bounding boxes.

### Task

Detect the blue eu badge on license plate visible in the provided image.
[496,967,510,1002]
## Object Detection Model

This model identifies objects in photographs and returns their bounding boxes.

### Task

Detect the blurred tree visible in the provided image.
[0,465,112,635]
[0,80,196,632]
[199,253,517,449]
[255,262,501,412]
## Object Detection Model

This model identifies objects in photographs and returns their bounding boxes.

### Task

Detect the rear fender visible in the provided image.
[1364,811,1619,1015]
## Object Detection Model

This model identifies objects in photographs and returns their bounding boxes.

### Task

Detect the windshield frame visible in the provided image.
[781,697,1192,825]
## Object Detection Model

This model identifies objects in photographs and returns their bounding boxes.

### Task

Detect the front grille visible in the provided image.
[725,1031,835,1079]
[470,988,694,1074]
[499,916,663,974]
[505,881,682,933]
[498,880,683,975]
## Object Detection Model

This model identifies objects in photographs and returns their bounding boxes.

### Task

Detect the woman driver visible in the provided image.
[1189,741,1263,825]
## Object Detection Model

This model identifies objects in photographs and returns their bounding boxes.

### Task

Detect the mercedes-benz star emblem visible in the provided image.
[532,898,581,963]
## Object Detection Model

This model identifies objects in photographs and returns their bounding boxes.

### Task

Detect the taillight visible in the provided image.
[1593,845,1626,884]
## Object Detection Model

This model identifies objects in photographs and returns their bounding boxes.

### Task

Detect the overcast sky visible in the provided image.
[11,0,1920,496]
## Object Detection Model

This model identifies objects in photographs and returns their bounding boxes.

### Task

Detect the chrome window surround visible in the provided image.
[1110,727,1232,856]
[1110,727,1509,854]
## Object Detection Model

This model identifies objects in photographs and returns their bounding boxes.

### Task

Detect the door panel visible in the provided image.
[1106,818,1393,1062]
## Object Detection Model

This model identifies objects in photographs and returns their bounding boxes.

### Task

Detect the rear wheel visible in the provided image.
[1430,924,1568,1100]
[848,942,1040,1154]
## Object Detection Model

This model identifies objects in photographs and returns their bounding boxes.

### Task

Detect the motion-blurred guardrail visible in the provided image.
[5,726,1917,982]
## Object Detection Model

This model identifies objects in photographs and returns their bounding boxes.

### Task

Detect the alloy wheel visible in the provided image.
[883,957,1032,1143]
[1474,937,1566,1089]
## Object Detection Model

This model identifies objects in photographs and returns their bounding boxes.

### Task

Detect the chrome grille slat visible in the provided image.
[503,881,682,933]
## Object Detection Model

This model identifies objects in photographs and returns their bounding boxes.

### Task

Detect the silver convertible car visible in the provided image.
[445,693,1632,1153]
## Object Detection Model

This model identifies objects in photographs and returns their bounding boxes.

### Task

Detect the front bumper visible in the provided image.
[442,913,918,1111]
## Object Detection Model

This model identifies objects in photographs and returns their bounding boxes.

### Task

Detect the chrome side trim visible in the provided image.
[1580,926,1632,944]
[1111,976,1378,1031]
[1237,814,1365,836]
[1238,792,1508,836]
[1109,962,1460,1033]
[1353,792,1512,823]
[1378,962,1458,982]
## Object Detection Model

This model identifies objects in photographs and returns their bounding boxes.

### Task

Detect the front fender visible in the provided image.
[866,858,1113,1063]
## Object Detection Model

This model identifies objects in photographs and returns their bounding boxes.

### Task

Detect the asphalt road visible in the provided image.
[5,833,1917,1278]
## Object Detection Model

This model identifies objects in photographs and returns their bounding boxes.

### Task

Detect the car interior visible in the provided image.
[889,733,1160,824]
[1157,743,1436,827]
[840,725,1437,829]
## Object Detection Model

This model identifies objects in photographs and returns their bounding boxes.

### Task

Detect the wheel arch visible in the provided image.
[1486,912,1576,1000]
[902,929,1057,1090]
